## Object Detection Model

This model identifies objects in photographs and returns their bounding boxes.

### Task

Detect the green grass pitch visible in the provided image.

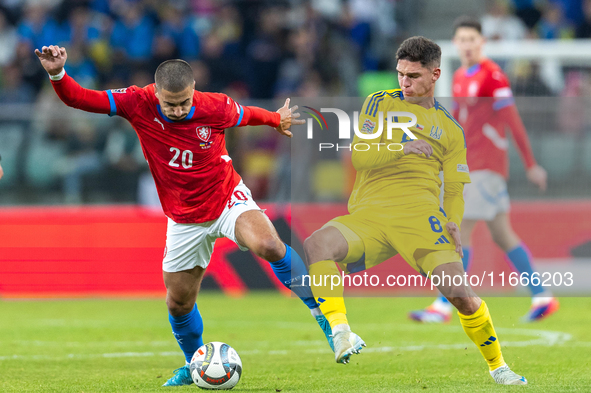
[0,294,590,392]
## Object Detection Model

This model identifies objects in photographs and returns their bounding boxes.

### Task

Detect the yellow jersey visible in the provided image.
[349,89,471,214]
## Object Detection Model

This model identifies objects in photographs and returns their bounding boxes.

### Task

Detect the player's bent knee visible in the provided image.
[302,235,318,259]
[490,231,508,250]
[303,230,340,265]
[443,283,480,315]
[251,236,285,262]
[166,296,195,317]
[450,296,481,316]
[166,287,198,316]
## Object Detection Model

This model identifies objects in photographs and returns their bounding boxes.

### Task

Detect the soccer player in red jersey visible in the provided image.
[410,17,558,324]
[36,45,332,386]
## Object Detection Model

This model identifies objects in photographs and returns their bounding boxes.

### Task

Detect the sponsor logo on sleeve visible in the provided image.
[360,119,376,134]
[457,164,469,173]
[110,88,127,94]
[493,87,513,97]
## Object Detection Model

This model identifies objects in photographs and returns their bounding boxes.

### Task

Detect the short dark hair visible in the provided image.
[154,59,194,92]
[452,15,482,36]
[396,36,441,69]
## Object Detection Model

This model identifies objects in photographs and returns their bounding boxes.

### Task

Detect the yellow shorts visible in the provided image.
[325,206,461,277]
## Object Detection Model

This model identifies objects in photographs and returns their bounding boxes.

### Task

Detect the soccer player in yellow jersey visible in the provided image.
[303,37,527,385]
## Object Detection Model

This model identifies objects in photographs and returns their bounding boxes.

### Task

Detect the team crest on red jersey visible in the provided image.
[196,126,211,142]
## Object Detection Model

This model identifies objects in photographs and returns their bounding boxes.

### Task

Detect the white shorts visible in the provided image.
[463,170,510,221]
[162,181,261,273]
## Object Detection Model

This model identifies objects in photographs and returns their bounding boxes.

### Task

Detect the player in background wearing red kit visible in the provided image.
[36,45,333,386]
[410,17,559,324]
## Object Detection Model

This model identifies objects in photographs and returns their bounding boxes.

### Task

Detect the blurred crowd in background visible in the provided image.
[0,0,591,205]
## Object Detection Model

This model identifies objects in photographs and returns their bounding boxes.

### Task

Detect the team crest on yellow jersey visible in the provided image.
[429,126,443,140]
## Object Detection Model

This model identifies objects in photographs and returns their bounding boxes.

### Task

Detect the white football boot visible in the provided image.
[490,365,528,385]
[331,325,366,364]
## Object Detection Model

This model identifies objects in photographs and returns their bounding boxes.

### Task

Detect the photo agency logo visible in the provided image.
[304,106,419,151]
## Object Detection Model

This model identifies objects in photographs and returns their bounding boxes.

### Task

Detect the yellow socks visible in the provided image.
[309,260,348,328]
[458,300,505,371]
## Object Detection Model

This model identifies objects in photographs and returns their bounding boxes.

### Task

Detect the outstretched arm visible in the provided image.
[240,106,282,127]
[237,98,304,137]
[226,98,304,136]
[35,45,111,114]
[273,98,305,137]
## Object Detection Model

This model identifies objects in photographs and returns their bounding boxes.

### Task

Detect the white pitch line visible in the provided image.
[359,326,573,354]
[495,327,572,347]
[0,351,182,361]
[6,340,172,347]
[6,327,571,349]
[0,327,573,362]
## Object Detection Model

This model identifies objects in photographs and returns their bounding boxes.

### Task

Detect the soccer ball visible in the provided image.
[189,342,242,390]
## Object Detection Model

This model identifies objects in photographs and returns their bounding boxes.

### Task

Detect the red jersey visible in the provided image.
[452,58,536,178]
[51,73,280,223]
